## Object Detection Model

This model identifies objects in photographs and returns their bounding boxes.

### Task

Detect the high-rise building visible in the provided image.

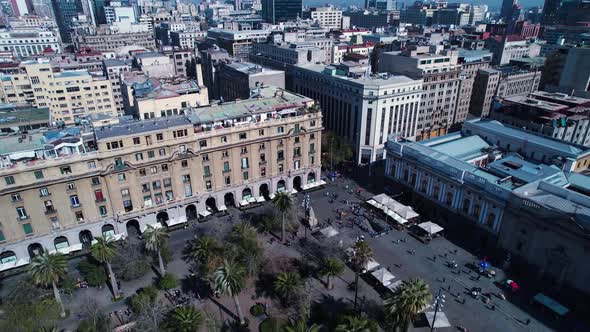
[308,6,342,29]
[542,0,562,25]
[500,0,517,21]
[262,0,302,24]
[51,0,82,44]
[365,0,396,11]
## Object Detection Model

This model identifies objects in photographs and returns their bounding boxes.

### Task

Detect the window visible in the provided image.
[259,143,265,150]
[133,137,140,145]
[241,147,248,154]
[141,183,150,193]
[239,133,247,140]
[156,133,164,141]
[22,223,33,234]
[66,182,76,190]
[294,147,301,157]
[173,129,188,138]
[147,150,155,159]
[94,190,105,202]
[99,205,108,216]
[241,157,249,169]
[202,154,209,162]
[75,211,84,222]
[87,161,96,169]
[205,180,212,191]
[143,195,153,208]
[222,150,229,158]
[139,168,147,176]
[259,129,265,136]
[294,137,300,144]
[310,143,315,153]
[310,133,315,140]
[70,195,80,207]
[91,177,100,185]
[123,200,133,212]
[278,163,284,173]
[40,187,50,196]
[161,164,169,172]
[11,193,21,202]
[243,171,249,180]
[5,176,15,185]
[165,191,173,201]
[203,165,211,177]
[260,167,266,177]
[225,176,231,185]
[121,188,130,197]
[181,160,189,168]
[158,148,166,156]
[135,153,143,161]
[294,124,300,133]
[34,170,44,179]
[260,153,266,163]
[294,160,300,170]
[310,120,316,127]
[278,150,284,161]
[16,207,28,220]
[278,126,284,134]
[221,136,227,143]
[223,162,230,172]
[163,178,172,187]
[182,174,191,183]
[60,166,72,175]
[118,173,126,182]
[115,158,123,167]
[152,180,161,190]
[199,140,207,148]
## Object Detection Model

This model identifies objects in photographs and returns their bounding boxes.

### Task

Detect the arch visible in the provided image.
[224,192,235,207]
[27,243,43,259]
[242,188,252,200]
[205,197,217,212]
[79,230,93,249]
[277,180,286,192]
[54,236,69,250]
[259,183,270,199]
[307,172,316,184]
[185,204,197,221]
[156,211,169,227]
[126,219,140,236]
[101,224,115,238]
[293,176,302,191]
[0,251,16,264]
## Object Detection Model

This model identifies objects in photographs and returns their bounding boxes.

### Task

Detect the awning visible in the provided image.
[69,243,83,252]
[418,221,444,235]
[387,279,402,291]
[302,183,311,190]
[199,210,211,217]
[218,204,227,211]
[240,199,249,207]
[364,258,380,272]
[269,193,276,200]
[256,196,265,203]
[247,196,257,203]
[290,189,298,194]
[424,311,451,328]
[318,180,327,185]
[534,293,569,316]
[319,226,339,238]
[371,268,395,286]
[0,257,30,272]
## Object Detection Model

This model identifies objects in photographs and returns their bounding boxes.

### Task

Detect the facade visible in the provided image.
[365,0,395,11]
[309,6,342,29]
[0,86,322,274]
[103,58,132,116]
[292,62,422,164]
[331,43,375,64]
[170,31,207,49]
[51,0,82,44]
[217,61,285,102]
[490,92,590,146]
[385,119,590,296]
[199,48,232,100]
[0,29,61,57]
[134,52,176,78]
[0,60,117,125]
[470,63,542,117]
[454,50,492,125]
[379,47,462,141]
[262,0,302,24]
[74,29,156,53]
[486,36,542,65]
[207,29,271,60]
[120,72,209,120]
[344,11,391,29]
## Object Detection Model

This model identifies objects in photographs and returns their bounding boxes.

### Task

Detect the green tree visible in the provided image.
[184,236,223,276]
[272,191,292,243]
[228,222,263,277]
[335,315,378,332]
[167,306,203,332]
[349,240,373,311]
[90,236,120,298]
[320,257,344,290]
[273,271,302,306]
[158,273,178,290]
[38,326,59,332]
[29,250,68,317]
[213,260,246,325]
[322,131,354,169]
[77,258,107,287]
[0,298,60,332]
[130,286,159,313]
[284,318,322,332]
[383,278,432,332]
[143,225,169,275]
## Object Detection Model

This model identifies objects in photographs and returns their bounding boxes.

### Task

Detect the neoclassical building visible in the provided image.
[0,86,322,273]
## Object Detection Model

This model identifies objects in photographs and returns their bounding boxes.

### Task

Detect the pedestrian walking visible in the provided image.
[491,304,496,311]
[525,319,531,325]
[447,285,451,292]
[433,255,437,261]
[444,253,448,258]
[462,298,466,304]
[442,277,446,283]
[477,275,481,280]
[412,249,416,255]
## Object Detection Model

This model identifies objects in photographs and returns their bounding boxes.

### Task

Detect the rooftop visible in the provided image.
[297,64,421,87]
[95,116,192,141]
[0,105,50,126]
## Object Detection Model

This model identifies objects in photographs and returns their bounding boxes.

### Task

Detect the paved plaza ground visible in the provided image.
[0,174,561,331]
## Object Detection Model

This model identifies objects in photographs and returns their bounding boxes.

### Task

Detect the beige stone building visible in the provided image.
[0,86,322,271]
[0,60,117,125]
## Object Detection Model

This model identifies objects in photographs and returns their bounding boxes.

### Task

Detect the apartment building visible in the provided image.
[0,60,117,124]
[308,6,343,29]
[331,43,375,64]
[485,36,542,65]
[0,28,61,57]
[199,48,232,100]
[0,86,322,273]
[170,30,207,49]
[134,52,176,78]
[73,28,156,53]
[292,62,422,164]
[207,28,272,59]
[103,59,132,116]
[470,62,542,117]
[217,61,285,102]
[161,47,199,78]
[120,71,209,120]
[454,50,492,124]
[379,47,462,141]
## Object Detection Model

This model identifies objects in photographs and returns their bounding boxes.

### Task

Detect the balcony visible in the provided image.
[203,173,211,178]
[17,215,30,221]
[71,204,82,209]
[259,160,267,165]
[223,168,231,173]
[95,198,107,203]
[44,209,57,215]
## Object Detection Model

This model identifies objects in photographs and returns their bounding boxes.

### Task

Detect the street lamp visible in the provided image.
[431,288,446,332]
[301,193,311,239]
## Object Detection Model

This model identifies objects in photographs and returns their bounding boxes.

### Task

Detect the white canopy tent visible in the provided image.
[218,204,227,211]
[319,226,339,238]
[371,268,396,286]
[424,311,451,329]
[368,194,419,224]
[364,258,380,272]
[418,221,444,235]
[199,210,211,218]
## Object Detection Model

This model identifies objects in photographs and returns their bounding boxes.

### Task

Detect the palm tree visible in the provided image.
[213,260,246,325]
[168,306,203,332]
[383,278,432,332]
[90,236,120,298]
[284,318,322,332]
[29,250,68,317]
[349,240,373,311]
[335,315,378,332]
[320,257,344,290]
[274,271,302,306]
[272,191,292,243]
[143,225,169,275]
[230,222,258,244]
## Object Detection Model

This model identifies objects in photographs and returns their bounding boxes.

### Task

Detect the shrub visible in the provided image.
[249,304,265,317]
[111,241,151,281]
[77,258,106,287]
[129,286,159,313]
[259,318,286,332]
[158,273,178,290]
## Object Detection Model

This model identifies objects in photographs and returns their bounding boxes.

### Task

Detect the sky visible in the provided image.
[304,0,546,12]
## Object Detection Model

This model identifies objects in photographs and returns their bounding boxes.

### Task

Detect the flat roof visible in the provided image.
[488,155,563,184]
[296,64,421,87]
[0,105,50,125]
[95,116,191,140]
[0,132,45,155]
[427,134,490,161]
